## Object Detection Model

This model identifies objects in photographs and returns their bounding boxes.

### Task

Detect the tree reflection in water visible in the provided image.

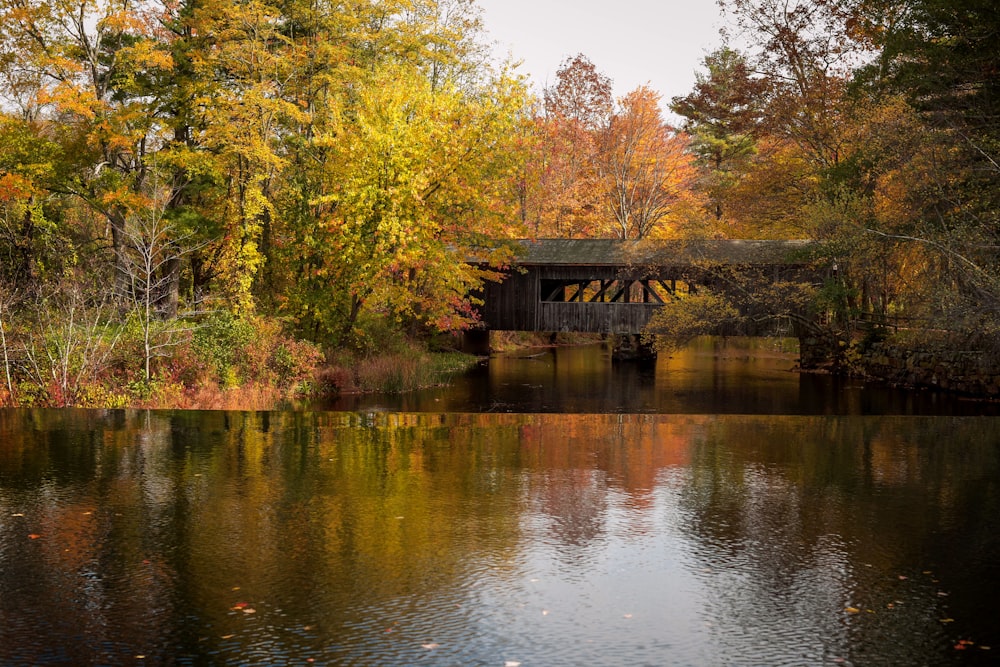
[0,409,998,665]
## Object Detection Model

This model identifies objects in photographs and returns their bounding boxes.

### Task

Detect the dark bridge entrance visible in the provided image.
[475,239,817,336]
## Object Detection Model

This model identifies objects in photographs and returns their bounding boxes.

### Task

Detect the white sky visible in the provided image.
[476,0,729,107]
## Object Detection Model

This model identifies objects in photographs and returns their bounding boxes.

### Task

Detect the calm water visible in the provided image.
[327,338,1000,415]
[1,340,999,666]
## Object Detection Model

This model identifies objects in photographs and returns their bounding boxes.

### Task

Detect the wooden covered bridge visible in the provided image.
[472,238,819,337]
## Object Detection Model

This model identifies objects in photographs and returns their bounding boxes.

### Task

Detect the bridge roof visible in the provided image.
[509,239,816,267]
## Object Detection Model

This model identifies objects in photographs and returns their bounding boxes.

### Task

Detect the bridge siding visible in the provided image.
[539,302,658,334]
[481,271,538,330]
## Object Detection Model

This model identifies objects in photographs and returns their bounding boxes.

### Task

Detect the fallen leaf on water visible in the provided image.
[845,607,860,614]
[241,608,256,615]
[898,575,908,580]
[232,602,248,610]
[981,646,991,650]
[923,570,932,575]
[28,534,41,540]
[421,643,440,650]
[220,634,235,640]
[937,591,949,597]
[941,618,955,624]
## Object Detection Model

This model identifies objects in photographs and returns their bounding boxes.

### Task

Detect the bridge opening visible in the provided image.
[540,278,695,304]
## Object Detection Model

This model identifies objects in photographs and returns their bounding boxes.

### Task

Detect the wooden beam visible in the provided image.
[545,282,570,302]
[609,282,628,303]
[641,280,664,304]
[589,280,614,303]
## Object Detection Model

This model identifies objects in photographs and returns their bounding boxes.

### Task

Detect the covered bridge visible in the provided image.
[475,239,818,335]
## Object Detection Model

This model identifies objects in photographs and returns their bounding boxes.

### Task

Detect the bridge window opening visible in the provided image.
[540,279,696,303]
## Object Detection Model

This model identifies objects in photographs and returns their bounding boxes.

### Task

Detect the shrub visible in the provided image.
[270,339,324,390]
[192,312,255,381]
[189,312,324,400]
[644,292,739,353]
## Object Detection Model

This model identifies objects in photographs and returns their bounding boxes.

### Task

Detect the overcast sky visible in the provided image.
[476,0,729,106]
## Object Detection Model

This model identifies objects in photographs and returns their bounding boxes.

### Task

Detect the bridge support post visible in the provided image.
[611,334,657,361]
[461,328,492,356]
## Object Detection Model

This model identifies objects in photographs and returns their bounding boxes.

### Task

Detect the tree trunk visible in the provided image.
[157,254,181,319]
[109,207,129,301]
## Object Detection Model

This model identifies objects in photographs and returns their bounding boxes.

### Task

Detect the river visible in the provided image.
[1,338,998,666]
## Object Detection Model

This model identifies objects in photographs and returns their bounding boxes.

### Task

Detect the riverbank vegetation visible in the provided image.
[1,0,998,407]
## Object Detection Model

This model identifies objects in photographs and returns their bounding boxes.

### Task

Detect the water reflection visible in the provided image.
[327,337,1000,415]
[1,409,998,665]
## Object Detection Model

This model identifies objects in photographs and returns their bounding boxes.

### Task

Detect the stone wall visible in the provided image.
[857,342,1000,396]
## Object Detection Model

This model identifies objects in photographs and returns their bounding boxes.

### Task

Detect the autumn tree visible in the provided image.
[544,54,614,130]
[0,0,183,295]
[118,180,204,383]
[0,114,67,287]
[713,0,1000,345]
[597,87,702,240]
[848,0,1000,331]
[0,0,536,376]
[277,60,529,347]
[519,54,612,237]
[720,0,858,169]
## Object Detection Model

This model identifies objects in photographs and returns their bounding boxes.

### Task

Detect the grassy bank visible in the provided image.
[323,347,480,396]
[0,311,480,411]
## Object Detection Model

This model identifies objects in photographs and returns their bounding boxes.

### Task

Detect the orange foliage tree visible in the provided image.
[519,54,612,238]
[597,87,703,240]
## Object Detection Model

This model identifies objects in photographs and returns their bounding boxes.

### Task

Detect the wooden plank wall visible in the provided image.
[538,302,659,334]
[480,269,538,330]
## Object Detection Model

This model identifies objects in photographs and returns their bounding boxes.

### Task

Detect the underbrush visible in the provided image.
[0,308,483,408]
[1,312,325,410]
